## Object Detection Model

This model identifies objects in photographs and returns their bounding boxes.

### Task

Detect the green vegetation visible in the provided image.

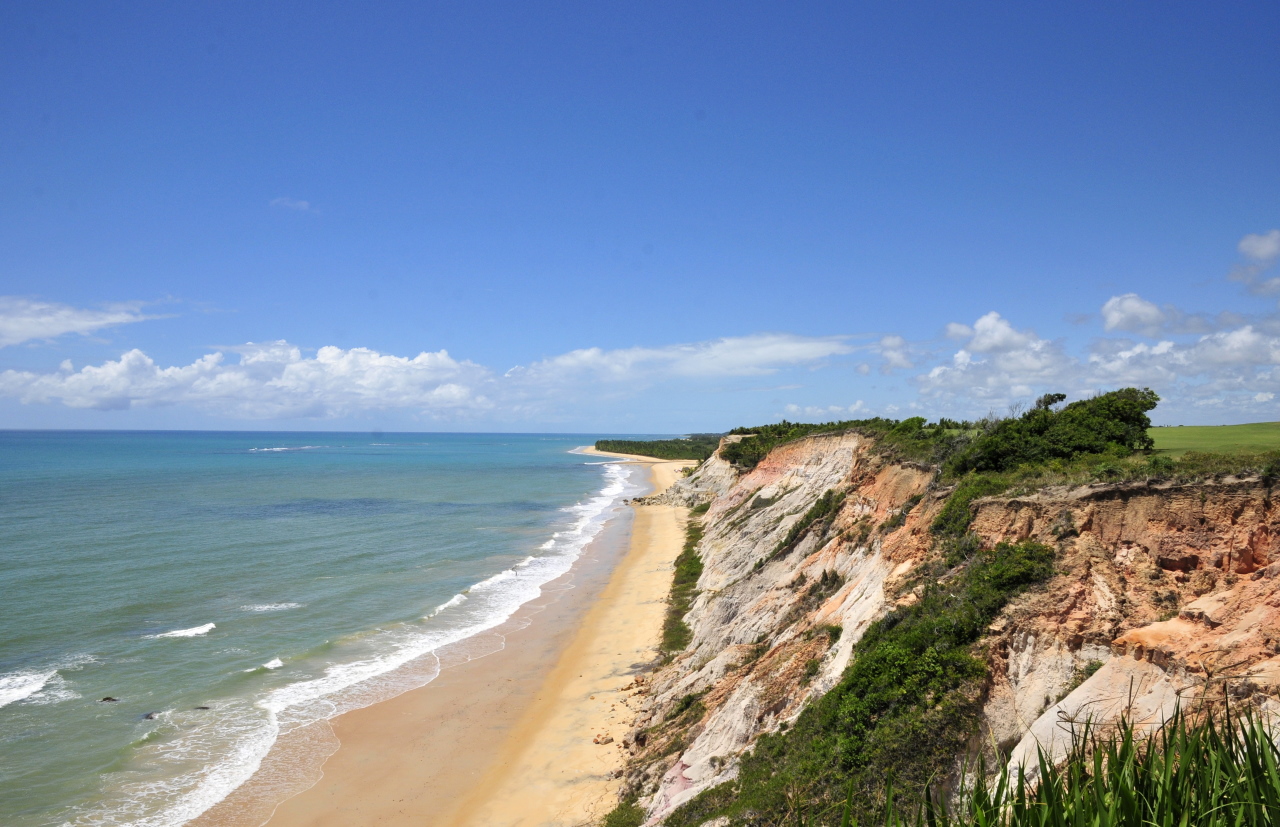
[946,389,1158,475]
[661,513,706,653]
[601,799,646,827]
[774,489,846,558]
[1151,421,1280,456]
[721,417,966,470]
[819,709,1280,827]
[594,434,722,461]
[930,476,1010,537]
[664,540,1055,827]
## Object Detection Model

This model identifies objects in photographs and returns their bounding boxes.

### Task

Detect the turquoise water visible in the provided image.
[0,432,642,826]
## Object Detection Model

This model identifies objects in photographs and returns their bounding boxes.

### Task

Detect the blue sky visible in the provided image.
[1,2,1278,432]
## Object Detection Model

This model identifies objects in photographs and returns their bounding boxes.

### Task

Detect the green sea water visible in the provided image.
[0,431,642,826]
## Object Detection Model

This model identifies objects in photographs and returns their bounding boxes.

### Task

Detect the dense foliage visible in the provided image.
[663,540,1055,827]
[946,388,1159,475]
[721,389,1161,479]
[595,435,721,461]
[661,504,707,653]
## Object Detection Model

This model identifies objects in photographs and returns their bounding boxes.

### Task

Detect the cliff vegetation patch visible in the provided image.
[662,539,1055,827]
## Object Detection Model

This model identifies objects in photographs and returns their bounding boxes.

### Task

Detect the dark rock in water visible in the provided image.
[100,697,118,703]
[143,712,159,720]
[194,705,211,710]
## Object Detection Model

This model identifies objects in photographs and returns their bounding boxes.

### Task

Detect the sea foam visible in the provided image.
[149,623,216,639]
[0,669,57,709]
[240,603,303,613]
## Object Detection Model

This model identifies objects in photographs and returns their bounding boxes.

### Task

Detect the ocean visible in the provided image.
[0,431,644,827]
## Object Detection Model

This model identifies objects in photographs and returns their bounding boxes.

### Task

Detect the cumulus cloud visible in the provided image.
[512,333,852,382]
[0,342,491,418]
[0,332,856,420]
[1230,229,1280,295]
[918,312,1073,403]
[1240,230,1280,263]
[1099,293,1216,337]
[0,297,154,347]
[876,335,913,371]
[1101,293,1166,336]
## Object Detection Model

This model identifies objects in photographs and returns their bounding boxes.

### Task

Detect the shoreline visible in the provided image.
[197,450,689,827]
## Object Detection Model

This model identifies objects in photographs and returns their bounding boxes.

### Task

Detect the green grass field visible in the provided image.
[1149,422,1280,456]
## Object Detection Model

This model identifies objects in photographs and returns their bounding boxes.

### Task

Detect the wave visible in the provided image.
[426,593,467,618]
[63,460,643,827]
[240,603,303,613]
[148,623,216,639]
[248,446,328,453]
[0,669,57,709]
[263,658,283,670]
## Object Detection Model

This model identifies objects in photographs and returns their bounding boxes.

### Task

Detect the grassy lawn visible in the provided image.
[1149,422,1280,456]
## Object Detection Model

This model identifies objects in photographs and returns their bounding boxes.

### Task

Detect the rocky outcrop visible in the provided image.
[617,435,1280,824]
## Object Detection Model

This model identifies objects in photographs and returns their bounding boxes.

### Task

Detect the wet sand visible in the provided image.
[198,452,689,827]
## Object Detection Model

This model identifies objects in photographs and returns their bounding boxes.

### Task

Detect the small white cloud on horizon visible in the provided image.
[515,333,853,382]
[0,297,156,347]
[270,197,313,212]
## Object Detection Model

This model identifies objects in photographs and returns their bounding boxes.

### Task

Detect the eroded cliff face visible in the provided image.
[618,434,1280,824]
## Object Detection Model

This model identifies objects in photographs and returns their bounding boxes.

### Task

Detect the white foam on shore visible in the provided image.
[148,623,216,639]
[66,460,643,827]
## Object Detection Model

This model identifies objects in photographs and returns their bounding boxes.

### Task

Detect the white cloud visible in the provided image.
[1101,293,1166,336]
[0,332,854,420]
[1230,229,1280,295]
[966,311,1038,353]
[944,322,974,340]
[0,297,154,347]
[513,333,852,382]
[0,342,490,418]
[1239,230,1280,262]
[919,312,1073,404]
[270,197,313,212]
[876,335,913,371]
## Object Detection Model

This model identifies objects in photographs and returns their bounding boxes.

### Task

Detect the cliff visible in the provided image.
[615,431,1280,823]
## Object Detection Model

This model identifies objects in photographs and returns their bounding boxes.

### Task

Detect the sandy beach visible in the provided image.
[198,450,690,827]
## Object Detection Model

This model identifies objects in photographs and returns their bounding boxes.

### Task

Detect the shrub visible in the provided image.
[947,388,1159,475]
[661,518,705,652]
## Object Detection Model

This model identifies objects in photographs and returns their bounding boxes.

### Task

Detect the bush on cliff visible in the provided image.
[946,388,1160,476]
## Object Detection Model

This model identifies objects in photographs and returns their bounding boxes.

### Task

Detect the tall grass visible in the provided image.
[799,708,1280,827]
